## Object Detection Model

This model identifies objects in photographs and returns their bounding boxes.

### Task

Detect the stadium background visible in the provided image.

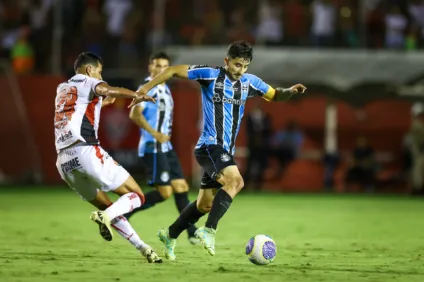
[2,1,424,282]
[1,0,424,193]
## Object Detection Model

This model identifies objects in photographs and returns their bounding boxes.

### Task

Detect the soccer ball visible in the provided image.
[245,235,277,265]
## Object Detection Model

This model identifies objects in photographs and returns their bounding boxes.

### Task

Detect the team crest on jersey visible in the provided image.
[160,171,170,182]
[242,83,249,92]
[220,153,231,162]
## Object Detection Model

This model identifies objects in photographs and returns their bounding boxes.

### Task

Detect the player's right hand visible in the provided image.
[154,132,171,143]
[128,94,156,108]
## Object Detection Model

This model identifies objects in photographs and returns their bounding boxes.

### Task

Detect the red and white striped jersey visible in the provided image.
[54,74,105,151]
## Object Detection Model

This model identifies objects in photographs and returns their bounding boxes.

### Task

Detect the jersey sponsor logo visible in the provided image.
[212,94,221,103]
[212,94,245,106]
[61,157,82,174]
[69,78,87,83]
[220,153,231,162]
[57,131,73,143]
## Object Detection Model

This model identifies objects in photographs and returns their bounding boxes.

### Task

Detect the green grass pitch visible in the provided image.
[1,187,424,282]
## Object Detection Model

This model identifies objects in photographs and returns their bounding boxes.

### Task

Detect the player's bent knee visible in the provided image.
[172,180,189,193]
[222,175,244,197]
[157,186,173,200]
[224,174,244,189]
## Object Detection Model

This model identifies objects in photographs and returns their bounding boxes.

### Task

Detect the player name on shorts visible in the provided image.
[61,157,82,174]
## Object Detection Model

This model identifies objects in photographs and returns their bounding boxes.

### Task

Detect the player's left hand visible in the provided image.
[289,84,307,94]
[128,94,156,108]
[102,96,116,107]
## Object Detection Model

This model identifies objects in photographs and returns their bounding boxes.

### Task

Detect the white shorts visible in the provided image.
[56,145,130,201]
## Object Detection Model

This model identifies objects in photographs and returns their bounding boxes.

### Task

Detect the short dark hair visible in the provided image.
[149,51,171,63]
[227,41,253,62]
[74,52,103,72]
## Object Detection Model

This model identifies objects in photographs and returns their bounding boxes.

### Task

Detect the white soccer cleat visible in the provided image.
[195,226,216,256]
[141,248,163,263]
[90,211,113,241]
[157,228,177,260]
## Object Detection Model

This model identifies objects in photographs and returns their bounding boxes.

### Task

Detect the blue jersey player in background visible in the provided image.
[126,52,199,244]
[130,41,307,260]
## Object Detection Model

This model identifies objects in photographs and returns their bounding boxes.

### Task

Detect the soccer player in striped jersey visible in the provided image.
[125,52,199,244]
[55,52,162,263]
[130,41,307,260]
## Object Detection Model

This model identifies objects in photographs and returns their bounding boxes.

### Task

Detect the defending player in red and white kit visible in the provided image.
[55,52,162,263]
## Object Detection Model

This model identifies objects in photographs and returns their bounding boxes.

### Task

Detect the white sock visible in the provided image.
[104,192,142,220]
[111,215,149,250]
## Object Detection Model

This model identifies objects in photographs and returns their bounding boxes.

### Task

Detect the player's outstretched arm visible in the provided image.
[262,84,307,102]
[95,82,156,103]
[129,106,170,143]
[129,65,190,108]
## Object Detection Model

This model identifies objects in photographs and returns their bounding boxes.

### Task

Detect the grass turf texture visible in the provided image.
[1,187,424,282]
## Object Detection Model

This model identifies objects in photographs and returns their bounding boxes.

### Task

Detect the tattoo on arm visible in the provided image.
[273,87,294,101]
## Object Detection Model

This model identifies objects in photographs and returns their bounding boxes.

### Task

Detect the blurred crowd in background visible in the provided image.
[1,0,424,74]
[1,0,424,195]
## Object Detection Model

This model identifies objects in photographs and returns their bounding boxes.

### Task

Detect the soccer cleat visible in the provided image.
[194,226,216,256]
[90,211,113,241]
[141,248,163,263]
[157,228,177,260]
[188,236,201,245]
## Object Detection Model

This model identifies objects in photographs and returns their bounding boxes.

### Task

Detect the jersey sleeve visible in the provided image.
[247,74,270,98]
[187,65,218,82]
[88,77,107,96]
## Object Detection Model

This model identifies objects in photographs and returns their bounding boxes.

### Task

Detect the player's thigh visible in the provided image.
[79,145,135,195]
[56,147,102,202]
[216,165,244,198]
[112,175,144,198]
[195,145,242,196]
[194,145,233,189]
[142,152,172,187]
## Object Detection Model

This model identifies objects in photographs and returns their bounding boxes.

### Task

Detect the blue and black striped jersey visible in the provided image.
[188,65,270,155]
[136,77,174,156]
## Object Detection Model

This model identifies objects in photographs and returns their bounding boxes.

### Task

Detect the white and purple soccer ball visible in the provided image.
[245,235,277,265]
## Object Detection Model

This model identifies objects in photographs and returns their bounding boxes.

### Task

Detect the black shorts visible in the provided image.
[194,145,236,189]
[142,150,184,186]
